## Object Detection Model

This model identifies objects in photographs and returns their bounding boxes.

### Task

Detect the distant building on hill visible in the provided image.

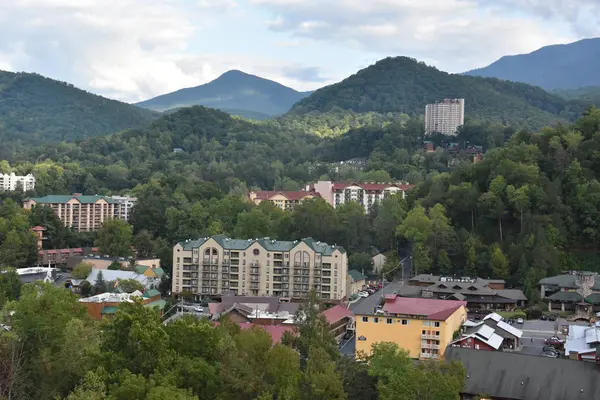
[425,98,465,135]
[248,190,321,211]
[109,195,137,221]
[79,289,165,320]
[0,173,35,192]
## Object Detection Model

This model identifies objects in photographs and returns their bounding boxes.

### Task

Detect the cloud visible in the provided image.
[280,66,328,82]
[250,0,587,72]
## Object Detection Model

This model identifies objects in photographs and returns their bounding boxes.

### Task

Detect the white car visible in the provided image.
[517,318,524,324]
[358,291,369,298]
[194,306,204,313]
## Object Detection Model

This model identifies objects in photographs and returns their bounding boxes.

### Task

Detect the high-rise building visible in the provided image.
[172,235,348,300]
[0,173,36,192]
[110,195,137,221]
[425,98,465,135]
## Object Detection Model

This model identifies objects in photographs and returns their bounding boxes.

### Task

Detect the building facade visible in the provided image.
[110,195,137,221]
[172,235,348,300]
[425,98,465,135]
[355,295,467,360]
[306,181,414,213]
[0,173,35,192]
[248,191,321,211]
[23,194,119,232]
[79,289,164,320]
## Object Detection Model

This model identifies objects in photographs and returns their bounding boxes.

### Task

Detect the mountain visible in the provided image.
[0,70,157,155]
[135,70,312,118]
[554,86,600,106]
[464,38,600,90]
[289,57,585,129]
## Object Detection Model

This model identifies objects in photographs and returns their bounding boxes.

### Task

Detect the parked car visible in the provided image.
[548,315,557,321]
[540,315,548,321]
[545,337,564,346]
[194,306,204,313]
[358,291,369,298]
[542,345,559,353]
[517,318,524,324]
[540,351,559,358]
[474,314,482,320]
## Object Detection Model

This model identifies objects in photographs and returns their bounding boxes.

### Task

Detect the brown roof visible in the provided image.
[214,295,300,315]
[253,191,321,201]
[381,295,466,320]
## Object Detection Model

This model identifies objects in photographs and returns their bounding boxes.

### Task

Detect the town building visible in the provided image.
[0,173,35,192]
[539,272,600,319]
[404,275,527,311]
[322,304,354,340]
[445,347,600,400]
[208,294,300,325]
[346,269,367,296]
[425,98,465,135]
[23,194,120,232]
[38,247,99,267]
[564,322,600,362]
[248,190,321,211]
[110,195,137,221]
[78,289,165,320]
[450,324,504,351]
[172,235,348,300]
[68,268,160,293]
[354,295,467,360]
[457,312,523,351]
[31,226,46,251]
[372,253,387,274]
[306,181,414,213]
[65,255,161,273]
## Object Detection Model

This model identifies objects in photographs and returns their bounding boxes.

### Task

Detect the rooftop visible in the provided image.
[332,182,414,191]
[178,235,346,254]
[539,273,600,291]
[322,305,353,325]
[27,194,117,204]
[348,269,367,282]
[251,190,321,201]
[79,290,144,303]
[379,295,466,320]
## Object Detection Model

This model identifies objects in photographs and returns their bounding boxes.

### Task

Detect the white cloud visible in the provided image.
[250,0,588,72]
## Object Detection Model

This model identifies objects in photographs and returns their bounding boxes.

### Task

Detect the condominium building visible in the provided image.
[23,194,119,232]
[110,195,137,221]
[306,181,414,213]
[0,173,35,192]
[425,98,465,135]
[248,190,321,211]
[355,295,467,360]
[172,235,348,300]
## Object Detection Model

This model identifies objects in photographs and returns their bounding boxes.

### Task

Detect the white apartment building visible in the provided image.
[0,173,35,192]
[172,235,348,300]
[425,98,465,135]
[110,196,137,221]
[307,181,414,213]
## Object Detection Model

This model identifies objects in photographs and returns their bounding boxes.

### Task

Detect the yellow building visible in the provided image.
[355,295,467,360]
[248,191,321,211]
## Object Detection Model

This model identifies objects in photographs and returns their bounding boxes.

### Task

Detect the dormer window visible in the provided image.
[468,286,478,291]
[438,284,447,289]
[453,285,462,290]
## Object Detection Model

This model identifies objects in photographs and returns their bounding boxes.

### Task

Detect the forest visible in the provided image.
[0,282,465,400]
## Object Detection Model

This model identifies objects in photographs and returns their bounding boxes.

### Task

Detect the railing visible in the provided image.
[420,334,440,340]
[420,353,440,359]
[421,344,441,350]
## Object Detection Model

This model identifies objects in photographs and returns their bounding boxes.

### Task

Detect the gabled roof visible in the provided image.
[332,182,414,191]
[483,312,502,322]
[322,305,353,325]
[495,320,523,338]
[27,194,117,204]
[452,326,504,350]
[497,289,528,301]
[380,296,466,320]
[143,289,161,298]
[252,190,321,201]
[539,273,600,291]
[547,291,583,302]
[348,269,367,282]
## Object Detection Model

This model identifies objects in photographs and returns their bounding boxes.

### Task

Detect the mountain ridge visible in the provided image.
[135,70,312,119]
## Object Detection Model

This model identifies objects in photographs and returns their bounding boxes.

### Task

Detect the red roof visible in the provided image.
[31,226,46,231]
[382,296,466,320]
[332,182,415,191]
[92,247,99,252]
[73,248,83,252]
[322,305,353,324]
[253,190,321,201]
[60,249,71,253]
[214,322,295,344]
[47,250,58,254]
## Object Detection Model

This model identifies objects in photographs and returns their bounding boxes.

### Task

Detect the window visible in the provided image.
[423,321,431,326]
[386,318,393,324]
[362,317,368,322]
[267,260,270,266]
[266,283,269,288]
[434,322,440,327]
[373,317,379,323]
[253,249,260,256]
[402,320,409,325]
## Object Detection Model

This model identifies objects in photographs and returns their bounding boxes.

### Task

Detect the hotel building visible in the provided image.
[355,295,467,360]
[425,98,465,135]
[0,173,35,192]
[248,190,321,211]
[110,195,137,221]
[172,235,347,300]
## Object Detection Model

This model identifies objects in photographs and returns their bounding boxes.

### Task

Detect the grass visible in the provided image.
[497,310,526,319]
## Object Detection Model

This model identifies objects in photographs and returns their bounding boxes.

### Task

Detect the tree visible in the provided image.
[301,346,346,400]
[489,244,509,280]
[72,262,93,279]
[463,236,478,277]
[116,279,145,293]
[336,357,377,400]
[507,184,530,233]
[348,253,373,275]
[93,271,107,294]
[397,204,432,243]
[336,201,371,253]
[95,219,133,257]
[0,267,22,309]
[372,194,407,251]
[436,249,453,275]
[108,261,122,271]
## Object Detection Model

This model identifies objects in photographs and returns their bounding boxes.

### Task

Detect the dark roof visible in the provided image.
[539,274,600,291]
[394,285,424,297]
[497,289,528,301]
[445,347,600,400]
[215,295,300,315]
[179,235,346,254]
[547,291,583,302]
[348,269,367,282]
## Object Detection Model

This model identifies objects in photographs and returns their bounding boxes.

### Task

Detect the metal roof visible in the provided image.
[179,235,346,254]
[28,195,117,204]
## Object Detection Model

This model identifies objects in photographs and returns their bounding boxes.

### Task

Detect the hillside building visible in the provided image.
[110,195,137,221]
[248,190,321,211]
[172,235,348,300]
[425,98,465,135]
[0,173,35,192]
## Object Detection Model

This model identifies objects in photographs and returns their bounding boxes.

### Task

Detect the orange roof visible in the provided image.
[31,226,46,231]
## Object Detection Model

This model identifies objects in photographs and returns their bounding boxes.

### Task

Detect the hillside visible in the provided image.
[464,38,600,90]
[135,70,312,118]
[0,70,157,154]
[554,86,600,106]
[289,57,585,130]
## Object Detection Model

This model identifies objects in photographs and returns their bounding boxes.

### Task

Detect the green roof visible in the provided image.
[144,299,167,310]
[153,267,165,277]
[539,273,600,290]
[547,291,583,302]
[143,289,161,298]
[585,294,600,305]
[101,306,118,314]
[348,269,367,282]
[134,265,149,274]
[29,195,117,204]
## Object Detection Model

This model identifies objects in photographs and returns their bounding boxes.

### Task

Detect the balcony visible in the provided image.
[421,344,441,350]
[420,334,440,340]
[420,353,440,360]
[203,258,219,265]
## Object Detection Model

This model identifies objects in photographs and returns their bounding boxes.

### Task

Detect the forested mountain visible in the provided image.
[290,57,585,130]
[0,70,157,156]
[136,70,312,118]
[554,86,600,106]
[465,38,600,90]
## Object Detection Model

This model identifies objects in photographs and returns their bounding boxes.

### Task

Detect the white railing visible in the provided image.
[420,334,439,340]
[422,344,441,350]
[420,353,441,359]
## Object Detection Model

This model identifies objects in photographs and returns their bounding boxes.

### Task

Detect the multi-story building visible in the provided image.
[172,235,348,300]
[110,195,137,221]
[355,295,467,360]
[248,190,321,211]
[0,173,35,192]
[23,194,119,232]
[425,98,465,135]
[306,181,414,213]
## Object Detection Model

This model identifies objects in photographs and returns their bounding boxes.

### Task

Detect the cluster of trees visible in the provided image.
[0,283,465,400]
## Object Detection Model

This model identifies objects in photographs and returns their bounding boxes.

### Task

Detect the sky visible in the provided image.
[0,0,598,103]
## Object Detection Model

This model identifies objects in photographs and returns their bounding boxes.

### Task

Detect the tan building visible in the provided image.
[425,98,465,135]
[23,194,119,232]
[248,190,321,211]
[172,235,348,300]
[347,269,367,295]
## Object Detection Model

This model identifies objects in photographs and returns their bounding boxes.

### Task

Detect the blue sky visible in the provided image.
[0,0,597,102]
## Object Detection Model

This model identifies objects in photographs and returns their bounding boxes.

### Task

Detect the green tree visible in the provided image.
[95,219,133,257]
[348,253,373,275]
[489,244,509,280]
[463,236,478,277]
[93,271,107,294]
[397,204,432,243]
[0,267,22,309]
[108,261,122,271]
[372,194,407,251]
[301,346,346,400]
[436,249,453,275]
[72,262,93,279]
[507,184,530,232]
[132,230,158,258]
